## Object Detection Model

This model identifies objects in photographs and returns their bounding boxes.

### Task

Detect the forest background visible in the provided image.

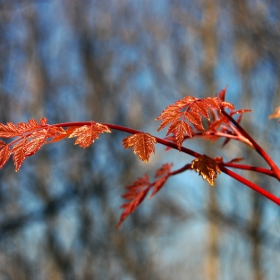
[0,1,280,279]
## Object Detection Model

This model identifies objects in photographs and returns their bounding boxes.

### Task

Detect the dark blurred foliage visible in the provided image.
[0,1,280,279]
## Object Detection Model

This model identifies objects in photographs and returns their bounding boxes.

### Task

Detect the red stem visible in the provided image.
[219,165,280,205]
[222,110,280,180]
[50,121,280,205]
[221,162,275,178]
[52,121,202,158]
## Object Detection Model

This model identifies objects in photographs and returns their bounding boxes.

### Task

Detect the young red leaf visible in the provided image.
[12,138,27,172]
[191,154,221,186]
[122,132,157,162]
[167,120,193,150]
[229,157,244,163]
[17,119,44,133]
[184,111,204,130]
[68,122,111,148]
[218,86,228,101]
[47,126,77,144]
[150,176,168,199]
[156,95,236,150]
[232,109,252,115]
[25,130,48,157]
[155,106,182,132]
[191,97,221,119]
[268,107,280,119]
[0,118,48,139]
[149,163,173,199]
[155,163,173,178]
[213,156,223,163]
[117,174,151,227]
[0,144,11,169]
[40,117,48,125]
[0,140,6,150]
[0,122,21,138]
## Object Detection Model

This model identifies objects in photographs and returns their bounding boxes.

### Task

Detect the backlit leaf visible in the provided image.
[149,176,168,199]
[0,140,6,149]
[191,154,221,186]
[229,157,244,163]
[117,174,151,227]
[217,86,228,101]
[47,126,75,143]
[0,118,48,138]
[122,133,157,162]
[25,130,48,157]
[69,122,111,148]
[155,163,173,178]
[0,144,11,169]
[12,138,27,172]
[167,120,193,150]
[149,163,173,198]
[156,95,235,150]
[0,122,21,138]
[268,107,280,119]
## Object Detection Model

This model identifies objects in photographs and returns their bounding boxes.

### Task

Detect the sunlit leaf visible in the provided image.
[69,122,111,148]
[25,130,48,157]
[229,157,244,163]
[47,126,76,143]
[156,95,235,150]
[191,154,221,186]
[0,122,21,138]
[117,174,151,227]
[122,133,157,162]
[0,144,11,169]
[12,138,27,172]
[268,107,280,119]
[149,176,168,199]
[155,163,173,178]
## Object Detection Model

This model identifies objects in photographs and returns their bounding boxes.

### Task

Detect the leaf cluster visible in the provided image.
[1,87,279,227]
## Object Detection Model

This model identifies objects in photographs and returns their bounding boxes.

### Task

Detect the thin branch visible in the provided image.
[219,165,280,205]
[51,121,280,206]
[221,162,275,178]
[221,109,280,180]
[51,121,202,158]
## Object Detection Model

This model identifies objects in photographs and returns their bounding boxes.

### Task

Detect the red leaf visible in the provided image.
[124,174,150,193]
[156,94,236,150]
[0,144,11,169]
[12,138,27,172]
[40,117,48,125]
[69,122,111,148]
[268,107,280,119]
[47,126,75,143]
[25,130,48,157]
[232,109,252,115]
[221,137,231,147]
[155,163,173,178]
[213,156,223,163]
[122,133,157,162]
[117,174,151,227]
[191,154,221,186]
[17,119,43,132]
[149,176,168,199]
[149,163,173,199]
[167,120,193,150]
[217,86,228,101]
[229,157,244,163]
[0,118,48,139]
[0,122,21,138]
[0,140,6,150]
[118,187,150,228]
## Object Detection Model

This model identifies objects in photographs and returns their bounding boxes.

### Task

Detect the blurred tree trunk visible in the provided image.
[200,1,219,279]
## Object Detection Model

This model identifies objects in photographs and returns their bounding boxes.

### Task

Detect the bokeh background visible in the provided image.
[1,1,280,279]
